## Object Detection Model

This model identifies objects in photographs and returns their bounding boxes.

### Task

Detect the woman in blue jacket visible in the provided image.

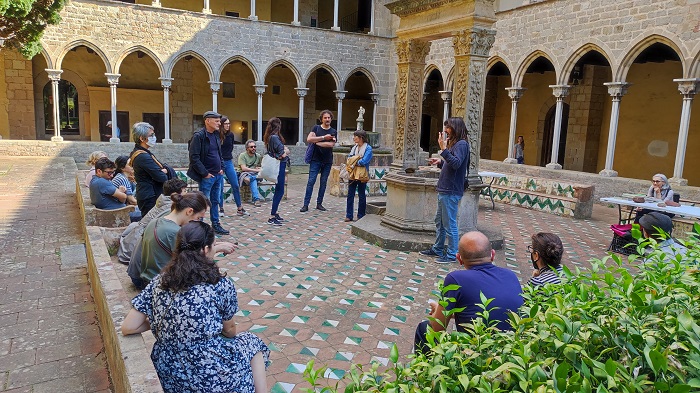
[345,130,373,222]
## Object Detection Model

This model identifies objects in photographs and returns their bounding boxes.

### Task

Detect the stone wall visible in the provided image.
[3,50,35,139]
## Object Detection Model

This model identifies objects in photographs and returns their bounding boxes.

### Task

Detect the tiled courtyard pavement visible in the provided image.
[0,157,618,393]
[0,157,110,393]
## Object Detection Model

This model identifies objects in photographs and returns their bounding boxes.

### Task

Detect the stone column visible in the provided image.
[292,0,300,25]
[393,38,431,169]
[249,0,257,20]
[369,0,375,35]
[599,82,630,177]
[159,77,173,143]
[46,69,63,142]
[439,90,452,126]
[545,85,570,169]
[335,90,347,131]
[451,28,495,184]
[504,87,526,164]
[209,81,221,112]
[105,73,121,143]
[370,92,379,133]
[295,87,309,145]
[669,78,700,185]
[332,0,340,31]
[202,0,211,14]
[254,84,266,142]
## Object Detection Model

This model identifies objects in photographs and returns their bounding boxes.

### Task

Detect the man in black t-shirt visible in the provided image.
[300,110,337,212]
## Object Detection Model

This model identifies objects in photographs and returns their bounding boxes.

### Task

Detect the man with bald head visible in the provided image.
[414,231,523,354]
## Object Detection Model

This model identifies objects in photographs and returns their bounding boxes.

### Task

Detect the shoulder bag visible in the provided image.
[260,154,280,182]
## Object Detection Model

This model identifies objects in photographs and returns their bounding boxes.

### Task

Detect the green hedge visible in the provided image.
[304,227,700,392]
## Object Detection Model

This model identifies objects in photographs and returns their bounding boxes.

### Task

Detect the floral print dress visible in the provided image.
[132,275,270,393]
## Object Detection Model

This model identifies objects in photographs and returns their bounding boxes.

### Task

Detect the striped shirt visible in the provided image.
[528,265,563,287]
[112,173,134,195]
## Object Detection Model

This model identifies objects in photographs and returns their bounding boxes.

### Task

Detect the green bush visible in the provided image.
[304,228,700,392]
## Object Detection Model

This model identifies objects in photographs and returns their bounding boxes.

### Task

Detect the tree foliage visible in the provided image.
[0,0,66,58]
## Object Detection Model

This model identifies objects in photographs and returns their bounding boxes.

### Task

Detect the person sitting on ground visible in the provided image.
[112,155,138,206]
[84,151,107,187]
[128,191,236,290]
[414,231,523,355]
[237,139,264,207]
[122,221,269,393]
[527,232,564,287]
[90,157,128,210]
[117,178,187,265]
[634,173,679,223]
[638,211,687,257]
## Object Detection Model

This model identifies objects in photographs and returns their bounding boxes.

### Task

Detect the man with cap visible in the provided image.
[187,111,230,235]
[104,120,121,141]
[638,211,687,256]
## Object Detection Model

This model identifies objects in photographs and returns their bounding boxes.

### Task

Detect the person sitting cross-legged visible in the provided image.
[414,231,523,355]
[237,139,264,207]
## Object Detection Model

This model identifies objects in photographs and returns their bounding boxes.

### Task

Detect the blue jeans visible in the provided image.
[517,157,524,164]
[199,174,223,224]
[430,193,462,259]
[346,180,367,220]
[221,160,242,208]
[243,173,262,201]
[271,160,286,216]
[303,160,332,207]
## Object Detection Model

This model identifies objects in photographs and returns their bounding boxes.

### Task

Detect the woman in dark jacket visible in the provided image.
[263,117,288,226]
[218,116,246,216]
[130,122,168,216]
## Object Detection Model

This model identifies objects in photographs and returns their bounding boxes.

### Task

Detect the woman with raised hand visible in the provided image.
[122,221,268,393]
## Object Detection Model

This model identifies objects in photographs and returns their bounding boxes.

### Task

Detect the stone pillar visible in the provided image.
[669,78,699,186]
[105,73,121,143]
[335,90,347,131]
[202,0,211,14]
[599,82,630,177]
[545,85,570,169]
[392,39,431,169]
[249,0,257,20]
[295,87,309,145]
[370,92,379,133]
[504,87,525,164]
[159,77,173,143]
[254,84,266,142]
[292,0,300,25]
[439,90,451,126]
[369,0,375,34]
[46,69,63,142]
[332,0,340,31]
[209,81,221,112]
[451,28,495,183]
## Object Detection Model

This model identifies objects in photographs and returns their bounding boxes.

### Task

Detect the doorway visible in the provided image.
[540,103,569,167]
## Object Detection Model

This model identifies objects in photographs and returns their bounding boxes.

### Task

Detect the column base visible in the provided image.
[50,136,64,142]
[331,26,340,31]
[669,176,688,186]
[151,0,161,6]
[109,138,121,143]
[296,141,305,146]
[598,169,618,177]
[162,139,173,144]
[545,163,562,170]
[202,8,212,14]
[503,158,518,164]
[291,21,301,26]
[248,15,258,21]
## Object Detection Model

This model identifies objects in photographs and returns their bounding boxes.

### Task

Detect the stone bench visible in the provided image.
[481,174,594,219]
[329,166,390,197]
[174,169,287,202]
[77,172,135,228]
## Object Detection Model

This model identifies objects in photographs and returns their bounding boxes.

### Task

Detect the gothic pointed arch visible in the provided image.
[342,67,378,92]
[303,63,340,89]
[559,43,613,85]
[616,34,686,81]
[114,45,164,76]
[513,50,557,86]
[217,55,259,84]
[263,59,302,87]
[165,50,215,81]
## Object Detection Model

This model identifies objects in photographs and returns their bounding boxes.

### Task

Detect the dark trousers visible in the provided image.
[138,196,158,217]
[271,160,286,216]
[303,160,332,207]
[414,320,433,355]
[346,180,367,220]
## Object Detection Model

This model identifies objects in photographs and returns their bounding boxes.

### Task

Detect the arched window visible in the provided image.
[43,80,80,134]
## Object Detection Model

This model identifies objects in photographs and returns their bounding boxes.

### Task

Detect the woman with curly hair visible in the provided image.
[122,221,269,393]
[527,232,564,286]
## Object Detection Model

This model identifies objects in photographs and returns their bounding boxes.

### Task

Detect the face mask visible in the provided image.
[147,135,157,147]
[530,252,539,270]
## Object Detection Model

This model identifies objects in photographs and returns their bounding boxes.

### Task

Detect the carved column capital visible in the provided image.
[208,81,222,93]
[453,27,496,57]
[254,84,267,95]
[439,90,452,102]
[674,78,700,97]
[396,39,431,64]
[295,87,309,97]
[604,82,630,98]
[45,69,63,81]
[549,84,570,99]
[506,87,526,101]
[105,73,121,86]
[369,92,380,103]
[334,90,347,101]
[159,77,173,89]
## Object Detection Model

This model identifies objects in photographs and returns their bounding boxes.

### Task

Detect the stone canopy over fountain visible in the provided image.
[352,0,504,250]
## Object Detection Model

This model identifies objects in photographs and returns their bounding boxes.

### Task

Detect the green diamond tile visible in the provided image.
[305,276,319,281]
[353,281,368,287]
[400,295,415,301]
[312,332,329,341]
[334,351,355,361]
[261,290,276,296]
[296,284,311,290]
[370,357,389,366]
[379,284,393,289]
[275,302,291,308]
[268,342,284,352]
[282,274,296,279]
[330,279,344,284]
[291,267,305,271]
[272,281,286,287]
[383,276,397,281]
[377,340,394,349]
[335,308,347,316]
[322,287,336,292]
[322,320,339,327]
[408,279,422,284]
[286,293,302,299]
[390,315,407,323]
[339,299,355,305]
[248,299,265,306]
[373,292,388,299]
[324,368,347,380]
[360,274,373,279]
[312,295,328,301]
[396,305,410,311]
[367,301,383,308]
[249,325,268,333]
[347,289,361,295]
[344,336,362,345]
[280,328,298,337]
[270,382,295,393]
[360,312,377,319]
[384,327,400,336]
[285,363,306,374]
[300,347,320,356]
[353,323,369,331]
[291,316,310,324]
[263,313,280,319]
[234,310,251,317]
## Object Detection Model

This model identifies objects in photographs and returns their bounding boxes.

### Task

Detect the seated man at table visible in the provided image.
[639,211,687,257]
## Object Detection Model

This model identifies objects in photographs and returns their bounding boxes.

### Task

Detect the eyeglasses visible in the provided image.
[223,123,231,126]
[652,180,662,183]
[247,146,256,149]
[527,245,535,255]
[103,170,115,176]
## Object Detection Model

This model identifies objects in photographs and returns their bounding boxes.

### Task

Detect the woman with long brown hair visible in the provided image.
[218,115,247,217]
[263,117,289,226]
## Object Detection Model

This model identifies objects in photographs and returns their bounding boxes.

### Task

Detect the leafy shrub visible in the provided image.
[304,228,700,392]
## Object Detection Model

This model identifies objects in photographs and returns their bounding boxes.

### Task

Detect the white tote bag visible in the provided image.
[260,154,280,182]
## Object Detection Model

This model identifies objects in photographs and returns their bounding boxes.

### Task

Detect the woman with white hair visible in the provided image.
[634,173,680,223]
[130,122,169,216]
